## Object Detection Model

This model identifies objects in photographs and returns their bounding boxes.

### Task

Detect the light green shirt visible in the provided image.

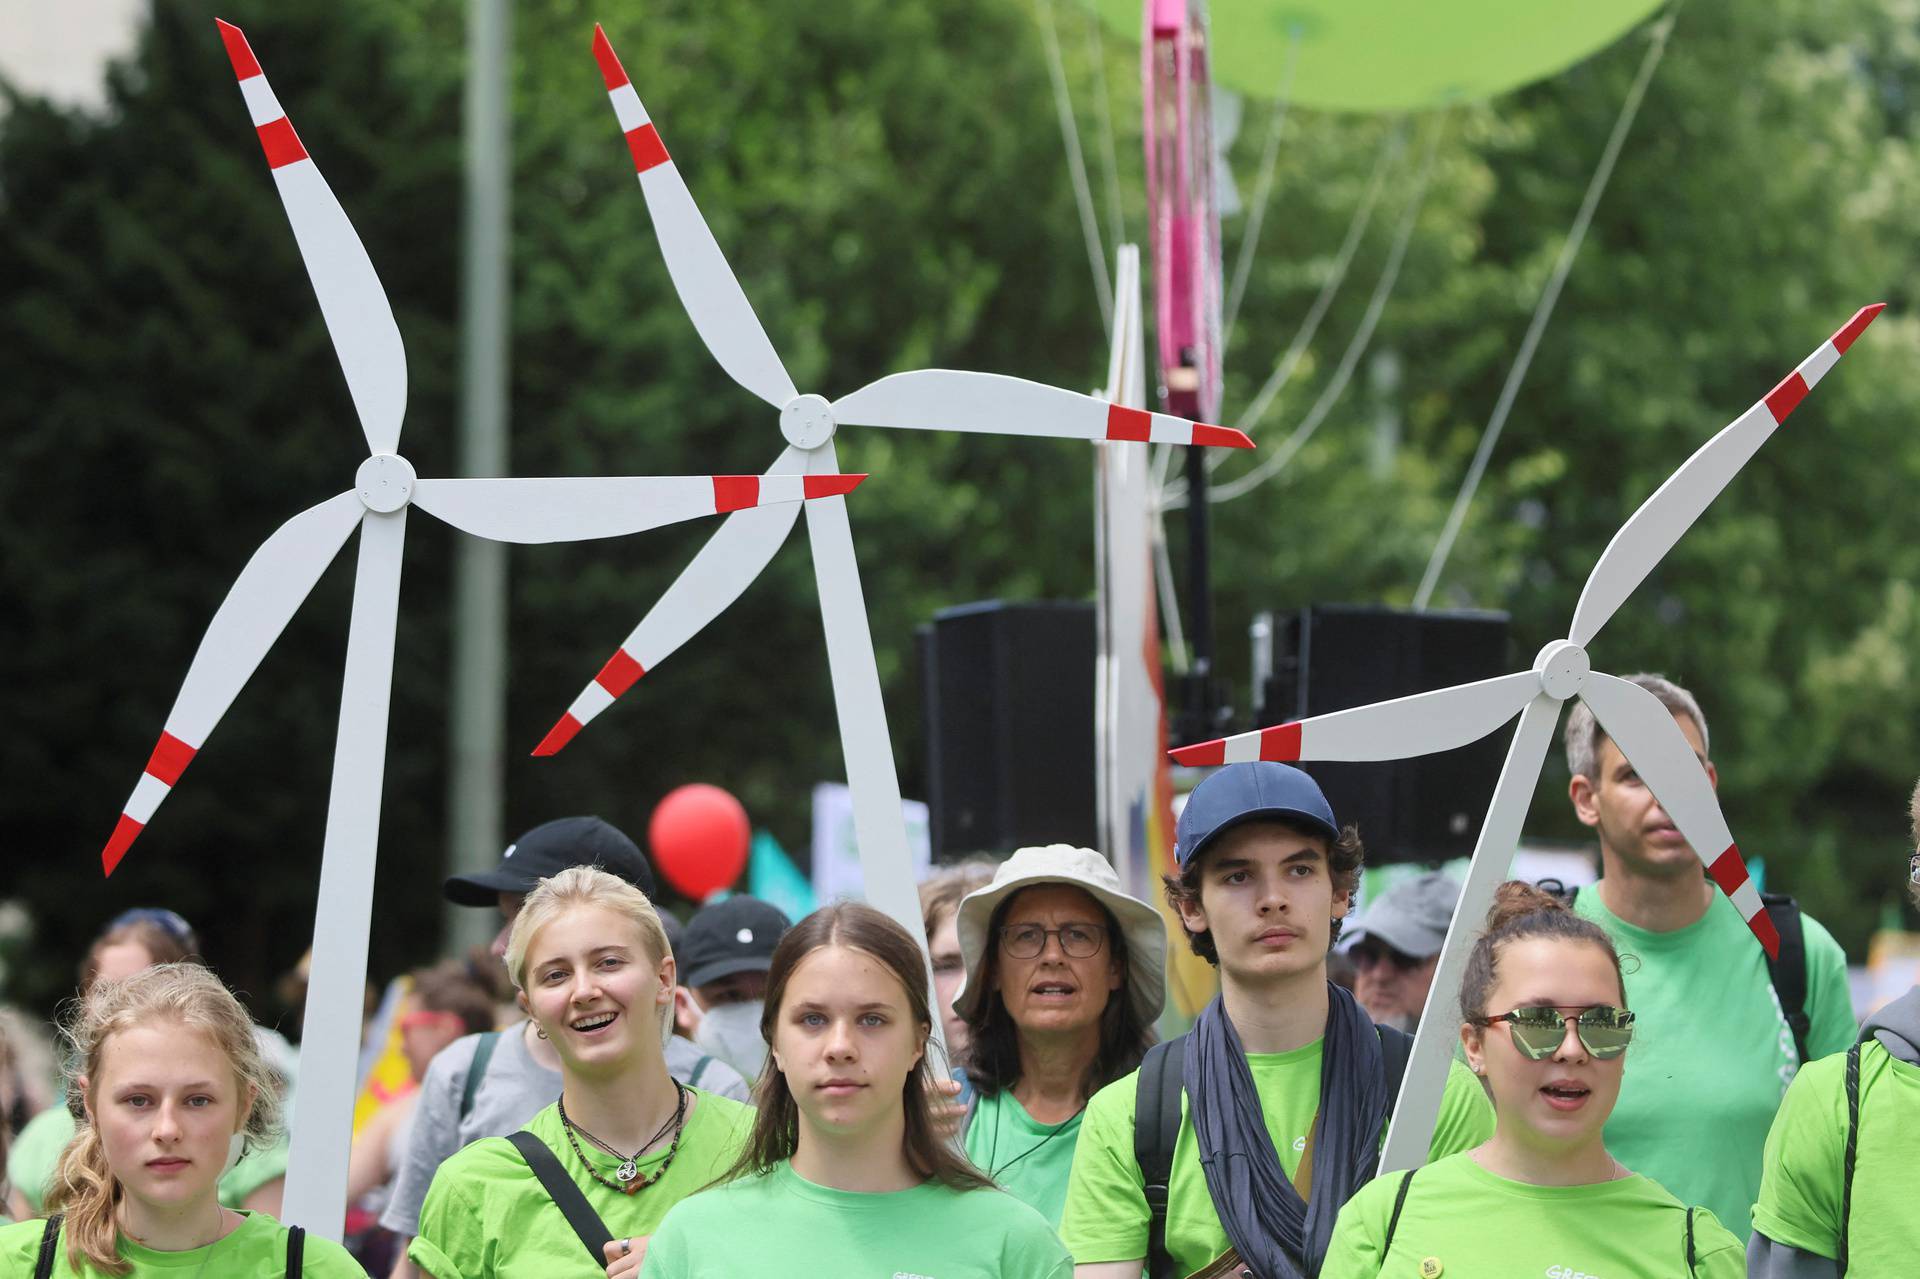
[1573,884,1856,1239]
[963,1089,1084,1226]
[639,1159,1075,1278]
[1753,1040,1919,1274]
[0,1208,366,1277]
[409,1089,751,1279]
[1058,1039,1494,1276]
[5,1104,289,1214]
[1322,1151,1745,1279]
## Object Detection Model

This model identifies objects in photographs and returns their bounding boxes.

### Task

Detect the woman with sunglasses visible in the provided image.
[1322,882,1744,1279]
[946,846,1163,1225]
[638,902,1073,1278]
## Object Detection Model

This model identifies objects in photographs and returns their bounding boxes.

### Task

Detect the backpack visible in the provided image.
[34,1213,305,1278]
[1133,1025,1412,1279]
[1375,1169,1701,1277]
[1553,883,1813,1064]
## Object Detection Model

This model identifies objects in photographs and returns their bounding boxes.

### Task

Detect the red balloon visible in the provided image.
[648,784,750,901]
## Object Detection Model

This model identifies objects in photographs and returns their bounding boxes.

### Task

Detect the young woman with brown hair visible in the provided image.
[638,902,1072,1278]
[0,963,363,1277]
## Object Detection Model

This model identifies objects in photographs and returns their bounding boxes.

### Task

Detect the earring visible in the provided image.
[536,1025,548,1040]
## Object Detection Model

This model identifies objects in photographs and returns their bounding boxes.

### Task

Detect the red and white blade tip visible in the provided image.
[592,24,630,89]
[215,19,262,80]
[1763,303,1886,426]
[1832,303,1885,354]
[101,731,199,876]
[1705,843,1781,959]
[1169,723,1302,768]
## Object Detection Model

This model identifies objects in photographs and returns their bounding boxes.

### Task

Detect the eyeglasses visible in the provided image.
[397,1009,462,1034]
[1349,941,1423,972]
[1481,1005,1635,1060]
[999,923,1109,959]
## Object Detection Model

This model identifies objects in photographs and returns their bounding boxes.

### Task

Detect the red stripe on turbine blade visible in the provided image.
[256,118,307,169]
[145,732,196,786]
[1191,423,1254,449]
[803,474,866,499]
[1707,844,1750,898]
[1831,303,1885,354]
[595,650,646,697]
[532,714,584,758]
[102,814,144,877]
[1106,404,1152,443]
[1168,740,1226,767]
[713,476,760,513]
[216,19,262,80]
[1764,372,1808,424]
[591,25,631,90]
[1260,722,1304,761]
[1748,908,1781,960]
[626,124,669,174]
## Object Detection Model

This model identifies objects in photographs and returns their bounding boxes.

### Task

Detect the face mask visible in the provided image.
[693,1000,768,1081]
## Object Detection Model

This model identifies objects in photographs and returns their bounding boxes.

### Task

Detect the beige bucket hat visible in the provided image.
[952,844,1166,1024]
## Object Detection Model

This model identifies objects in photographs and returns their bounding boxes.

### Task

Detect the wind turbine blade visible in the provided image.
[833,370,1252,449]
[217,21,408,456]
[532,448,812,755]
[1169,671,1538,767]
[1569,305,1883,647]
[414,473,864,544]
[1577,673,1778,957]
[1381,692,1561,1172]
[281,505,406,1237]
[591,26,797,409]
[102,491,364,875]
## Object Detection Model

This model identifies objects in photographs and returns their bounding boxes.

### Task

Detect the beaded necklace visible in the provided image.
[557,1083,689,1194]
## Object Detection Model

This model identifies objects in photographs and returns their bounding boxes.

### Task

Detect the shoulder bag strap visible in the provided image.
[1760,894,1811,1065]
[1134,1035,1186,1279]
[1379,1169,1416,1273]
[460,1030,501,1122]
[686,1053,714,1090]
[34,1213,62,1279]
[285,1222,305,1277]
[506,1129,615,1267]
[1683,1205,1697,1277]
[1838,1041,1861,1277]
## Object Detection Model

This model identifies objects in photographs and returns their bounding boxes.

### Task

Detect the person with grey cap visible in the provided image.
[379,816,747,1279]
[1339,871,1460,1033]
[672,896,791,1084]
[1060,763,1492,1279]
[950,845,1164,1226]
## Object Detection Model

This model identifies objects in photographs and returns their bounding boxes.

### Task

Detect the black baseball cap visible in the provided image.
[443,816,656,906]
[1175,762,1340,870]
[679,896,790,989]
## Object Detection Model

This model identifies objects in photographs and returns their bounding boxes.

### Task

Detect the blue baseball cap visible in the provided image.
[1175,762,1340,869]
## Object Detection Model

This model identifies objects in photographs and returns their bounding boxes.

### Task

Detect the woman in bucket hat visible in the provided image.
[951,845,1165,1225]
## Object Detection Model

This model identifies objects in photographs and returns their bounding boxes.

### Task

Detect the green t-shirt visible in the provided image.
[1572,884,1856,1240]
[1753,1040,1919,1274]
[963,1089,1084,1226]
[1058,1039,1494,1276]
[0,1208,367,1277]
[409,1089,751,1279]
[639,1158,1075,1278]
[1321,1151,1745,1279]
[6,1104,290,1214]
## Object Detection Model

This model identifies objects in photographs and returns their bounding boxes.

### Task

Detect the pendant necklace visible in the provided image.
[559,1083,688,1191]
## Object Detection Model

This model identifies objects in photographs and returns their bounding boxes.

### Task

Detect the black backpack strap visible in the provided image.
[1838,1041,1861,1277]
[1684,1206,1697,1277]
[1760,894,1811,1065]
[285,1223,305,1276]
[506,1129,614,1266]
[1379,1169,1416,1269]
[1134,1035,1187,1279]
[460,1030,501,1122]
[686,1053,715,1090]
[34,1214,62,1279]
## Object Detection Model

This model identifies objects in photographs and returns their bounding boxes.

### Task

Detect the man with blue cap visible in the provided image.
[1059,763,1492,1279]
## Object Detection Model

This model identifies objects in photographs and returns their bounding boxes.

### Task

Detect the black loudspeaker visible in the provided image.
[919,601,1097,858]
[1260,605,1511,865]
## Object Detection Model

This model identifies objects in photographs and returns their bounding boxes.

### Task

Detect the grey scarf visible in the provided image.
[1183,983,1387,1279]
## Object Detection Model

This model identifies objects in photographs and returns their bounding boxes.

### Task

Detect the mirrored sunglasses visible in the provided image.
[1485,1004,1635,1060]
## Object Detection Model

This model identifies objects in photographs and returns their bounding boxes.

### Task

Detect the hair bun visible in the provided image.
[1485,880,1568,933]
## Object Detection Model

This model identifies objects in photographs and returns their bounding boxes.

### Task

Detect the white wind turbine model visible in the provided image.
[98,20,866,1235]
[533,26,1255,971]
[1171,304,1882,1172]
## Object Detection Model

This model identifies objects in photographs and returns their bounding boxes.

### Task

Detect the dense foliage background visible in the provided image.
[5,0,1917,1022]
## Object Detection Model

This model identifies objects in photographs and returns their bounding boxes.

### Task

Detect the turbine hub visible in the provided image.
[779,394,836,449]
[355,453,416,513]
[1535,640,1590,702]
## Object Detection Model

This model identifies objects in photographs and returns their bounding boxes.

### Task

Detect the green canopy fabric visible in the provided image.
[1092,0,1666,110]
